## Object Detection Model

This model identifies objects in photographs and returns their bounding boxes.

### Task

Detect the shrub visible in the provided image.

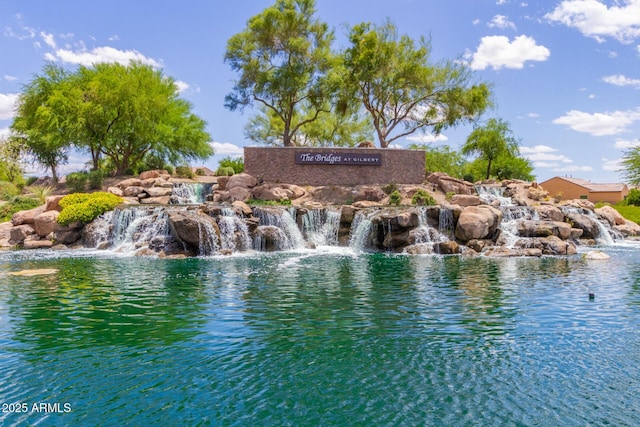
[625,188,640,206]
[66,172,88,193]
[218,156,244,174]
[88,170,104,190]
[445,192,455,202]
[195,168,205,176]
[57,192,123,225]
[216,166,235,176]
[164,165,175,175]
[382,182,398,195]
[175,165,195,179]
[0,181,20,201]
[411,189,436,206]
[25,176,38,186]
[0,196,41,222]
[27,185,54,204]
[389,189,402,206]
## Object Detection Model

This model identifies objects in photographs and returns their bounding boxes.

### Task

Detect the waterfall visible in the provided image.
[252,206,305,250]
[348,210,378,251]
[438,208,455,240]
[109,206,172,252]
[499,206,539,248]
[413,207,448,244]
[171,183,211,204]
[476,185,513,206]
[302,207,341,247]
[196,218,221,255]
[218,208,252,252]
[562,207,615,245]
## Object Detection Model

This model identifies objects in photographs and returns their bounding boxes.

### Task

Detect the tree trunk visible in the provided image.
[50,164,59,183]
[485,159,492,180]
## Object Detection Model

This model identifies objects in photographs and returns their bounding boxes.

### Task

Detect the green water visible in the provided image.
[1,246,640,426]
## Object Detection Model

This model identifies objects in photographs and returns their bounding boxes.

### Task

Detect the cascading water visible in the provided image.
[562,207,616,245]
[171,183,211,204]
[302,207,341,247]
[413,207,449,244]
[438,208,455,240]
[476,185,513,206]
[218,208,252,252]
[252,206,305,250]
[348,210,378,251]
[499,206,539,248]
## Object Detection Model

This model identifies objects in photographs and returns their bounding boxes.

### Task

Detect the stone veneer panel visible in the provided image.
[244,147,425,186]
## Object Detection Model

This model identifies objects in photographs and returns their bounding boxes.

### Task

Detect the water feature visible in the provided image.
[301,207,341,247]
[562,206,616,245]
[2,245,640,425]
[252,206,305,250]
[218,208,252,252]
[171,182,212,204]
[348,209,378,251]
[475,185,513,206]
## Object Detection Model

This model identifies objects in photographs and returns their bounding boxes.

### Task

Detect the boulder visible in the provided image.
[23,239,54,249]
[123,186,145,197]
[252,185,295,201]
[227,173,258,190]
[12,205,45,226]
[140,196,172,205]
[54,226,83,245]
[353,186,386,202]
[139,170,167,181]
[435,241,461,254]
[140,178,158,188]
[34,210,60,237]
[10,224,35,243]
[217,176,230,191]
[540,235,577,255]
[454,205,502,242]
[536,205,565,222]
[595,205,625,226]
[450,194,483,207]
[232,200,253,217]
[168,211,220,251]
[517,220,571,240]
[108,186,124,197]
[427,172,475,195]
[253,225,288,251]
[615,219,640,237]
[222,187,252,203]
[117,178,142,189]
[44,195,66,212]
[144,187,173,198]
[584,250,610,260]
[564,212,600,239]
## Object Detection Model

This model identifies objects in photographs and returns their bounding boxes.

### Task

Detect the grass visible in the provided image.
[612,205,640,224]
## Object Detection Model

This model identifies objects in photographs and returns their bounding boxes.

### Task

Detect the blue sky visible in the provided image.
[1,0,640,183]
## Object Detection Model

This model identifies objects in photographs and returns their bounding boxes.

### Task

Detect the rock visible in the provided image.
[140,178,158,188]
[117,178,142,189]
[140,196,172,204]
[595,205,625,226]
[252,185,295,201]
[227,173,258,190]
[10,224,35,243]
[454,205,502,242]
[9,268,58,276]
[54,227,83,244]
[123,186,145,197]
[144,187,173,198]
[232,200,253,217]
[404,243,435,255]
[584,250,611,260]
[450,194,483,207]
[154,180,174,188]
[11,205,45,226]
[44,195,65,212]
[353,186,386,202]
[435,241,460,254]
[168,211,220,251]
[536,205,565,222]
[352,201,383,208]
[108,186,124,197]
[253,225,288,251]
[615,219,640,237]
[540,235,577,255]
[23,239,54,249]
[483,247,522,257]
[34,210,60,237]
[564,212,600,239]
[217,176,230,191]
[517,220,571,240]
[427,172,475,195]
[139,170,166,180]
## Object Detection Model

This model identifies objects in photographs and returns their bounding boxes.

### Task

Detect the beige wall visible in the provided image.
[244,147,425,185]
[540,177,628,203]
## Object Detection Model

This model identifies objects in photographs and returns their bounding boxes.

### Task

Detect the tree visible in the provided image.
[620,145,640,186]
[409,143,466,178]
[340,21,491,148]
[0,136,25,183]
[244,104,373,146]
[224,0,335,147]
[11,64,72,182]
[461,118,520,179]
[12,62,213,177]
[465,156,534,182]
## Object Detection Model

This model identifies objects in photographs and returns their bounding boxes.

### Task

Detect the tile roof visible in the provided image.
[552,176,628,193]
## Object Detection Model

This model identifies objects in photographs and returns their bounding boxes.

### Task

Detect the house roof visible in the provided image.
[543,176,628,193]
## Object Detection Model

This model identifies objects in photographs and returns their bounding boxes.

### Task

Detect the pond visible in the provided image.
[1,245,639,426]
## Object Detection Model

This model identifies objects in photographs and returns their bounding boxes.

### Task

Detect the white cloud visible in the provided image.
[45,45,161,67]
[552,109,640,136]
[527,112,540,118]
[3,75,17,82]
[602,157,622,171]
[545,0,640,44]
[406,133,449,143]
[40,31,56,48]
[614,138,640,149]
[488,15,517,30]
[0,127,10,138]
[472,19,481,26]
[603,74,640,88]
[210,141,244,156]
[0,93,18,120]
[520,145,573,164]
[497,0,508,4]
[551,165,594,172]
[469,35,550,70]
[174,81,189,93]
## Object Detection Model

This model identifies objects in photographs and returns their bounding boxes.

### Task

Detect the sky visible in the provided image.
[1,0,640,184]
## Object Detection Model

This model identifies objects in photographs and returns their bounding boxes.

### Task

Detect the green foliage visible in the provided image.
[25,176,38,186]
[389,189,402,206]
[411,189,436,205]
[624,188,640,206]
[164,165,175,175]
[216,166,235,177]
[340,20,490,147]
[410,144,466,178]
[462,118,520,180]
[620,146,640,186]
[0,196,42,223]
[218,156,245,174]
[612,205,640,224]
[66,171,88,193]
[87,170,104,190]
[26,185,54,204]
[0,181,20,201]
[225,0,335,147]
[445,192,455,201]
[57,192,123,225]
[246,198,292,206]
[382,182,398,195]
[175,166,195,179]
[0,136,24,183]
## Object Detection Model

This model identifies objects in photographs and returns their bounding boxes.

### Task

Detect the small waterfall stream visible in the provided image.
[252,206,305,250]
[171,183,212,204]
[348,210,378,251]
[302,207,341,247]
[219,208,252,252]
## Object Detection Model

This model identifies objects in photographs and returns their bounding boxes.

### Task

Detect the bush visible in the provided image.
[625,188,640,206]
[27,185,54,204]
[66,172,88,193]
[389,189,402,206]
[218,156,244,174]
[216,166,235,177]
[382,182,398,195]
[25,176,38,186]
[0,181,20,201]
[57,192,123,225]
[0,196,41,222]
[175,165,195,179]
[88,170,104,190]
[411,189,436,206]
[164,165,174,175]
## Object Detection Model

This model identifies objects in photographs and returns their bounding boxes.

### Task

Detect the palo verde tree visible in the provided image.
[11,64,72,182]
[340,20,491,148]
[461,118,521,180]
[620,145,640,186]
[224,0,335,147]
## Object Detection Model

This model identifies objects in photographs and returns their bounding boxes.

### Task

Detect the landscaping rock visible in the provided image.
[227,173,258,190]
[117,178,142,189]
[140,196,172,204]
[455,205,502,242]
[108,187,124,197]
[10,224,35,243]
[34,210,60,237]
[23,239,54,249]
[123,186,145,197]
[11,205,45,226]
[44,195,65,212]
